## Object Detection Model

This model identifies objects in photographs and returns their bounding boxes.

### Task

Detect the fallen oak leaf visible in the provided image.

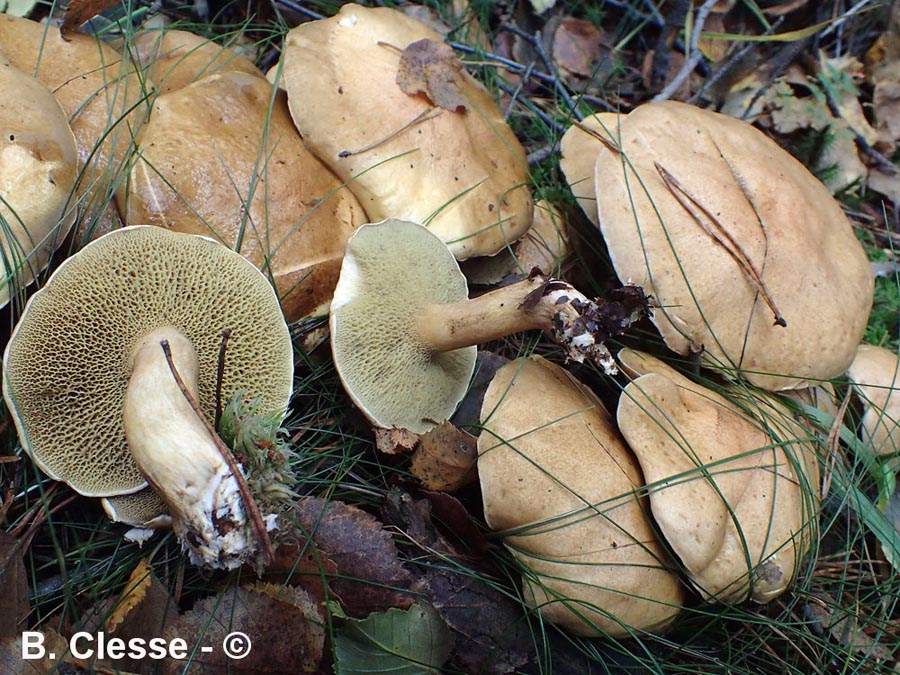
[373,426,420,455]
[396,38,469,112]
[288,497,413,617]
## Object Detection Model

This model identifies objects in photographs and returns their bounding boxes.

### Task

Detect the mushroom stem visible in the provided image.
[123,325,265,570]
[415,272,643,373]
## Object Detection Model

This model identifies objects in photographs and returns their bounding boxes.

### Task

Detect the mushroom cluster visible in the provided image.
[478,349,821,635]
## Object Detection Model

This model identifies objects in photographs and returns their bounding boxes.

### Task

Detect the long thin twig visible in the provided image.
[159,340,274,565]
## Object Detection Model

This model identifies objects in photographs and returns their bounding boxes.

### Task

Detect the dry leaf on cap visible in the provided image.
[397,38,468,111]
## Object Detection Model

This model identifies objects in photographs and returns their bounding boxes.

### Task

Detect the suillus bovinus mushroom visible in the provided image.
[615,349,820,602]
[329,218,647,434]
[588,101,873,390]
[3,226,293,569]
[280,3,533,261]
[478,355,684,637]
[125,70,367,322]
[847,344,900,457]
[0,58,77,309]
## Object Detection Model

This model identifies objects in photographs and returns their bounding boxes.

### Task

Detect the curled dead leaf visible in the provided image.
[396,38,469,112]
[411,421,478,492]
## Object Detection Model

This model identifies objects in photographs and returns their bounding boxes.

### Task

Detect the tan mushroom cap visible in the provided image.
[478,355,683,637]
[2,226,293,498]
[594,101,873,390]
[130,28,262,96]
[0,15,149,242]
[559,112,621,225]
[616,349,820,602]
[847,343,900,456]
[0,59,77,308]
[461,200,569,285]
[330,219,476,434]
[281,3,533,260]
[125,70,367,321]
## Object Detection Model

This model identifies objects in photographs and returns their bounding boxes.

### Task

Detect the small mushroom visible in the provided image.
[0,58,78,308]
[847,343,900,456]
[616,349,820,602]
[3,226,293,569]
[125,70,367,321]
[478,355,684,637]
[130,27,262,96]
[591,101,873,390]
[0,15,150,242]
[280,3,533,260]
[330,218,645,434]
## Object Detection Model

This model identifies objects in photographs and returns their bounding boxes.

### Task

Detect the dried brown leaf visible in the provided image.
[160,585,325,674]
[60,0,119,38]
[262,538,337,608]
[411,422,478,492]
[0,533,29,639]
[290,497,413,617]
[396,38,468,112]
[551,18,601,78]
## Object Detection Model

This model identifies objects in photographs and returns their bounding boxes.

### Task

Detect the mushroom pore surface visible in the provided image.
[3,226,293,497]
[330,218,476,434]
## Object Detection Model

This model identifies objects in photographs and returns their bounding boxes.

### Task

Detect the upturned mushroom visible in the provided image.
[0,58,78,309]
[329,218,647,434]
[589,102,873,390]
[3,226,294,569]
[280,3,533,261]
[615,349,820,602]
[124,70,367,321]
[847,344,900,457]
[478,355,684,637]
[0,14,150,242]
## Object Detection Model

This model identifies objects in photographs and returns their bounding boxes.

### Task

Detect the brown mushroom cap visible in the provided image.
[0,59,78,308]
[130,28,262,96]
[2,226,293,498]
[559,112,621,225]
[616,349,820,602]
[847,343,900,456]
[594,101,873,390]
[478,355,684,636]
[0,15,149,244]
[125,70,367,321]
[281,3,533,260]
[330,218,476,434]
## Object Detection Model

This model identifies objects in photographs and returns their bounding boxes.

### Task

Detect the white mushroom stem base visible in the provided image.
[123,326,260,570]
[415,273,643,374]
